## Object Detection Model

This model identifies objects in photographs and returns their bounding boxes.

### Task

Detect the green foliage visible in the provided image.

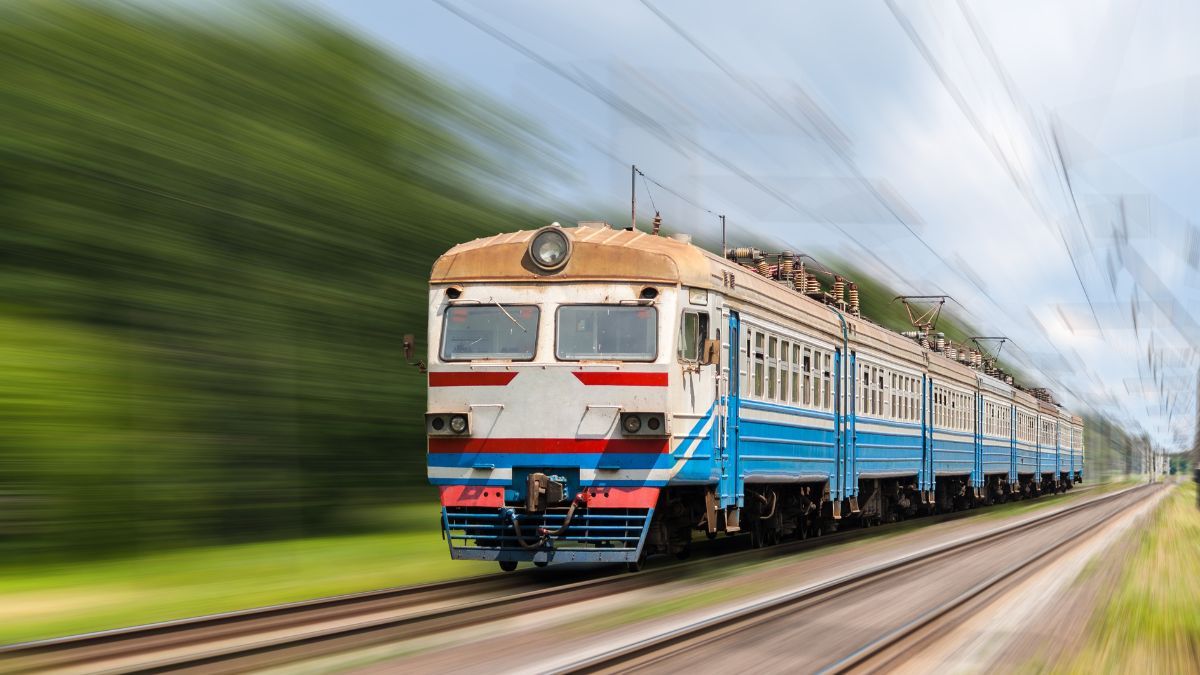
[1061,483,1200,673]
[0,2,558,557]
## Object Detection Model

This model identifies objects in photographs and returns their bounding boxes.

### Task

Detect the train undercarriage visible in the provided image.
[645,472,1082,562]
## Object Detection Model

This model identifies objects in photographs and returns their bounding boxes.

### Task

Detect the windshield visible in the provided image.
[440,305,539,361]
[556,305,657,361]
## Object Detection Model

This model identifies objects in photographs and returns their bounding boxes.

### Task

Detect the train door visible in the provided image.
[922,375,934,495]
[1055,420,1062,478]
[719,311,743,514]
[974,393,983,491]
[846,349,858,506]
[1009,405,1018,484]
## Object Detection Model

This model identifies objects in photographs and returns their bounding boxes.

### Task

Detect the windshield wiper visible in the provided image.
[490,298,527,333]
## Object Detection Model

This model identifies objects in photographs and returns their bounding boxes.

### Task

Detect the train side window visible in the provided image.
[864,366,871,415]
[753,332,765,398]
[767,336,778,400]
[679,312,698,361]
[742,333,751,398]
[879,371,887,418]
[822,353,832,410]
[678,311,708,362]
[905,378,911,420]
[792,344,801,404]
[890,374,897,420]
[801,346,811,406]
[911,378,917,421]
[778,340,789,403]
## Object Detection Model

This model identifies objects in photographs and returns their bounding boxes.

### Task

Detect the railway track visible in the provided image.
[554,483,1156,674]
[0,483,1104,674]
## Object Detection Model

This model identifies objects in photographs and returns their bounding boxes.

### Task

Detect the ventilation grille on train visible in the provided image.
[443,506,649,553]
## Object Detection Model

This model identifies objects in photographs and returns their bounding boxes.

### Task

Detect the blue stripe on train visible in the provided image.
[736,405,839,483]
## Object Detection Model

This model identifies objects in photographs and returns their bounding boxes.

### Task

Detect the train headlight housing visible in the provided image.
[529,226,571,271]
[427,412,470,436]
[620,412,667,436]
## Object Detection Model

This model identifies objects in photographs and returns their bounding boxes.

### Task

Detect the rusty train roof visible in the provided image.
[431,224,714,286]
[432,223,1081,422]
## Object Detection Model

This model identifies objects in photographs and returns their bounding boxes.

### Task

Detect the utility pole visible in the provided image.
[1194,365,1199,507]
[630,164,637,231]
[720,214,726,258]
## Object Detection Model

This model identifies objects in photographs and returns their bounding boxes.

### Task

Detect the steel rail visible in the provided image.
[0,568,598,674]
[0,483,1102,674]
[824,484,1166,674]
[555,483,1147,674]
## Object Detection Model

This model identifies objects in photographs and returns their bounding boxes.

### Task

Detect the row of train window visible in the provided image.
[1016,410,1037,444]
[983,400,1013,438]
[932,386,974,432]
[737,322,1086,448]
[857,362,920,422]
[1040,418,1058,447]
[744,327,834,412]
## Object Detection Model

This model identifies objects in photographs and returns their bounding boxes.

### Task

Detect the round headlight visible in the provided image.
[431,417,445,431]
[529,227,571,271]
[622,414,642,434]
[449,415,468,434]
[647,416,661,431]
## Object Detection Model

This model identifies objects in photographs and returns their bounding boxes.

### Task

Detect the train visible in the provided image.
[421,222,1084,571]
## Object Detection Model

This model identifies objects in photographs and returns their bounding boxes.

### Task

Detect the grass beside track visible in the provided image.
[0,504,491,645]
[1059,480,1200,673]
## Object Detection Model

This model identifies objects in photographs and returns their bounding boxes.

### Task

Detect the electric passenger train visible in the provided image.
[422,222,1084,571]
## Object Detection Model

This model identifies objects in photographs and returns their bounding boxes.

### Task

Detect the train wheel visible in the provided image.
[498,560,518,572]
[674,542,692,561]
[750,520,766,548]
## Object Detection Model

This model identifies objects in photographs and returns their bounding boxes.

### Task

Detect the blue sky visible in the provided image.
[306,0,1200,452]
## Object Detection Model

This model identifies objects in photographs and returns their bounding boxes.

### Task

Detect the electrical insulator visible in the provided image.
[652,212,662,235]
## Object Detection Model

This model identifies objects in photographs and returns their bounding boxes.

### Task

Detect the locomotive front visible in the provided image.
[424,223,717,571]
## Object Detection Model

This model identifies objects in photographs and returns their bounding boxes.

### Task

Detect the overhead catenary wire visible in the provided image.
[637,0,1096,400]
[435,0,1142,435]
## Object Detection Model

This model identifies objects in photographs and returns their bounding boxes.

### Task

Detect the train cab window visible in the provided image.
[441,305,540,361]
[556,305,656,361]
[678,311,708,361]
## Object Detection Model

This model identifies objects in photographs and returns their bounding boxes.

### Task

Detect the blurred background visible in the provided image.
[1,0,1196,643]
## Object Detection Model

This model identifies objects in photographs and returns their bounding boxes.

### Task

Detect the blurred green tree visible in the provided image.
[0,2,562,558]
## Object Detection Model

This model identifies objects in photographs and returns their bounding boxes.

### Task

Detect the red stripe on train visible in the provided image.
[438,485,659,509]
[429,371,517,387]
[428,437,669,454]
[439,485,504,507]
[572,371,667,386]
[583,486,660,508]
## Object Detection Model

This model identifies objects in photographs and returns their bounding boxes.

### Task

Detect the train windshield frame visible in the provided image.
[440,304,540,361]
[555,305,658,361]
